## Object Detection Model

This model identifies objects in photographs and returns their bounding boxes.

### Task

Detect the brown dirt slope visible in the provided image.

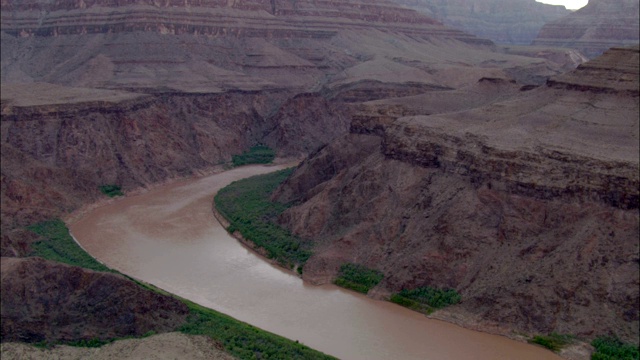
[0,332,236,360]
[1,257,189,343]
[273,46,640,341]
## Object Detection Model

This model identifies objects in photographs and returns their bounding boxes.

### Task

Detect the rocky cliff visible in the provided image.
[273,46,640,341]
[1,257,189,343]
[533,0,640,58]
[390,0,570,45]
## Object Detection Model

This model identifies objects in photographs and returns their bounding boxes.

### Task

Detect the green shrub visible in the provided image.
[25,219,335,359]
[100,184,124,197]
[232,145,275,167]
[180,300,336,360]
[214,168,312,268]
[529,333,574,352]
[591,336,639,360]
[391,286,461,314]
[27,219,112,272]
[333,263,384,294]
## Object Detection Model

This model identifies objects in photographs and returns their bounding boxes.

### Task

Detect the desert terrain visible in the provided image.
[1,0,638,359]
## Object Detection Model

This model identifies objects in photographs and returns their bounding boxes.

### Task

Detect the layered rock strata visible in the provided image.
[533,0,640,58]
[391,0,570,45]
[273,46,640,341]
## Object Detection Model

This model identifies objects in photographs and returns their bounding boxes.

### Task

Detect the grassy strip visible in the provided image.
[180,300,336,360]
[333,263,383,294]
[528,333,574,352]
[591,336,639,360]
[232,145,275,167]
[25,218,335,359]
[390,286,461,314]
[214,168,311,269]
[27,219,112,273]
[100,184,124,197]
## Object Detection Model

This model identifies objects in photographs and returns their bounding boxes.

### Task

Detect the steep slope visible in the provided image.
[273,46,640,341]
[533,0,640,58]
[1,257,189,343]
[391,0,570,45]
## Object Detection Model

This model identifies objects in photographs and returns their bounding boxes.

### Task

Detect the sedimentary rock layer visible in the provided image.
[533,0,640,58]
[391,0,570,45]
[273,46,639,341]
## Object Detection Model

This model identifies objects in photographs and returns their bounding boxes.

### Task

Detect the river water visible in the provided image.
[69,164,562,360]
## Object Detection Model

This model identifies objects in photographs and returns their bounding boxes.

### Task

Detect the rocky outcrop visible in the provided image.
[273,46,639,341]
[1,257,189,343]
[533,0,640,58]
[391,0,570,45]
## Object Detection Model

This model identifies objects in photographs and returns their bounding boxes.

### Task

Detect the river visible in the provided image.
[69,163,562,360]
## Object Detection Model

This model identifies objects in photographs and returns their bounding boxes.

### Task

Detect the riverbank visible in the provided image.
[68,163,569,360]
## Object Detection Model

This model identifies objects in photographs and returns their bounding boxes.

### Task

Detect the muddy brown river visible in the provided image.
[70,164,562,360]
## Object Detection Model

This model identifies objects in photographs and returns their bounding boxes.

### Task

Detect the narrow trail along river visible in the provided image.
[70,164,562,360]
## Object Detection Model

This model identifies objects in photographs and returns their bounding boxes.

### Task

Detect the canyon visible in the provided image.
[273,45,640,342]
[533,0,640,58]
[390,0,570,45]
[1,0,638,358]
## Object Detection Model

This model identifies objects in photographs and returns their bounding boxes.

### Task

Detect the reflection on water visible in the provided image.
[70,164,561,360]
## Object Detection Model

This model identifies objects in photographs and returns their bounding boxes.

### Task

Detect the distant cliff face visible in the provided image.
[390,0,570,45]
[533,0,640,58]
[273,46,640,341]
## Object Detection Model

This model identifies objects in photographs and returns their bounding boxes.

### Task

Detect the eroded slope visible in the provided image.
[273,46,640,341]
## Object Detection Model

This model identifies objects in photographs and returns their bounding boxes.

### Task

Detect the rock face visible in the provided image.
[390,0,570,45]
[533,0,640,58]
[273,46,640,341]
[1,257,189,343]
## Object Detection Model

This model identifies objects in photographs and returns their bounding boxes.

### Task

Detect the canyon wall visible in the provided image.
[391,0,570,45]
[273,46,640,341]
[533,0,640,58]
[1,257,189,343]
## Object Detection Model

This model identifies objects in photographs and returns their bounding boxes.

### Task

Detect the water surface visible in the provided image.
[70,164,561,360]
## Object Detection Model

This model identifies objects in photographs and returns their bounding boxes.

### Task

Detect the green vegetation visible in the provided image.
[100,184,124,197]
[333,263,384,294]
[591,336,639,360]
[27,219,112,272]
[180,300,336,360]
[528,333,574,352]
[24,218,335,359]
[390,286,461,314]
[232,145,275,167]
[214,168,312,268]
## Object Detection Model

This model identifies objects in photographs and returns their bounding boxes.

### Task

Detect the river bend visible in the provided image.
[70,164,561,360]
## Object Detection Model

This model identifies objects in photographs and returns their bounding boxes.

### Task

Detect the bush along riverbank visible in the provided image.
[231,145,275,167]
[23,218,336,359]
[333,263,384,294]
[390,286,461,315]
[214,168,312,271]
